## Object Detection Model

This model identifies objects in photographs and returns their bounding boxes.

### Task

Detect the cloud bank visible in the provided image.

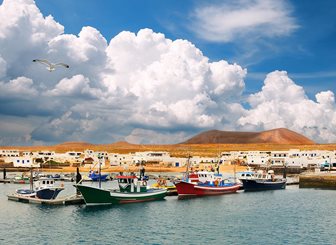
[0,0,335,145]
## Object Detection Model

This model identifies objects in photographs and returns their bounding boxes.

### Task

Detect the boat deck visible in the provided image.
[7,194,85,205]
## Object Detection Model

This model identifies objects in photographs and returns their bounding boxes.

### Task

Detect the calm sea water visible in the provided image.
[0,174,336,245]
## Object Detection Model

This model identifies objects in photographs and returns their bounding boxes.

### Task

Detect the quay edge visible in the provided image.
[299,173,336,189]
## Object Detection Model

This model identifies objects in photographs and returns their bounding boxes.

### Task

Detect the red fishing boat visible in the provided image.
[175,171,241,196]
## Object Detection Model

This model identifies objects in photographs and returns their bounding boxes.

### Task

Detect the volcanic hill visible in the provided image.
[182,128,315,144]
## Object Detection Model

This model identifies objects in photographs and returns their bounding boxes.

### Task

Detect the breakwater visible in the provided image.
[299,173,336,189]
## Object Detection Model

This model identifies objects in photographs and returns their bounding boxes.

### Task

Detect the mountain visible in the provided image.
[182,128,315,144]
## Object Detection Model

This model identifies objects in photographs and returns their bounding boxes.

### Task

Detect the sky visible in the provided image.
[0,0,335,146]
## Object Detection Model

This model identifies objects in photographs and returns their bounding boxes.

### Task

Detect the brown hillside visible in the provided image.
[183,128,315,145]
[2,142,336,158]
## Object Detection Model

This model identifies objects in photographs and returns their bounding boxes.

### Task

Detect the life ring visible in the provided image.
[214,180,219,186]
[60,183,64,188]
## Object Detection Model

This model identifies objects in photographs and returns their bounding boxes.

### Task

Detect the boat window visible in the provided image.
[42,181,45,184]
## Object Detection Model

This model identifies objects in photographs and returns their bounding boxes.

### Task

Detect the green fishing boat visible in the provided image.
[75,175,167,205]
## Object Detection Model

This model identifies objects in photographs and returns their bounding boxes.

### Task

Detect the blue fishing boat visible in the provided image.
[16,177,64,200]
[240,170,286,191]
[88,170,109,181]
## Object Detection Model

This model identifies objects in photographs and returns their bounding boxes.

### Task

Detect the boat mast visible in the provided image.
[185,154,191,181]
[98,153,102,189]
[29,167,33,191]
[234,159,237,182]
[216,148,220,173]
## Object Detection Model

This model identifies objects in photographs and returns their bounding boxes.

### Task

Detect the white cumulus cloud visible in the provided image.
[238,71,336,142]
[191,0,298,42]
[0,0,335,145]
[0,76,38,99]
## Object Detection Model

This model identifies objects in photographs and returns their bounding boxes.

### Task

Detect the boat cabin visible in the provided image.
[238,171,255,180]
[249,170,275,180]
[34,177,58,190]
[116,175,147,193]
[197,171,222,183]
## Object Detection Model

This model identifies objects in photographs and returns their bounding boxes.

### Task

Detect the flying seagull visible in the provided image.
[32,59,70,72]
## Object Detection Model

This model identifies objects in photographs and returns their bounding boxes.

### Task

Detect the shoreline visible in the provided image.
[0,165,249,174]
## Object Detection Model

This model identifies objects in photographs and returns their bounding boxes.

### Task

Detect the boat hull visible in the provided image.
[175,181,240,196]
[241,179,286,191]
[90,174,109,182]
[75,184,167,205]
[36,188,64,199]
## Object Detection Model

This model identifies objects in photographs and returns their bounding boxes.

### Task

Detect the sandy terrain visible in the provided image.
[2,141,336,157]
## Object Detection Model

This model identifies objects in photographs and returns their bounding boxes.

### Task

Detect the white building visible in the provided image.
[12,157,40,168]
[52,151,83,164]
[109,153,135,166]
[0,149,20,157]
[245,151,271,166]
[83,150,108,167]
[285,149,336,168]
[132,151,171,164]
[36,151,56,160]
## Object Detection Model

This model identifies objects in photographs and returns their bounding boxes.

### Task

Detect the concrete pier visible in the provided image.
[0,178,11,183]
[299,173,336,189]
[7,194,85,205]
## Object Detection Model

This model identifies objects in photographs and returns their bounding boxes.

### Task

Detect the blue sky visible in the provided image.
[0,0,336,145]
[34,0,336,97]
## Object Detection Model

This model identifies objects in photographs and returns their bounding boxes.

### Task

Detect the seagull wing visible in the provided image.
[54,63,70,68]
[33,59,52,67]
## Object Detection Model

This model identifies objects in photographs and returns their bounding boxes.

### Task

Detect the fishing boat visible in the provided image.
[239,170,286,191]
[88,170,109,182]
[86,154,109,181]
[12,175,30,184]
[15,177,64,200]
[175,171,240,196]
[174,155,240,196]
[75,175,167,205]
[151,177,178,196]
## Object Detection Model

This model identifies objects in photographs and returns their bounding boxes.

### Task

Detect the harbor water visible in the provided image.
[0,179,336,244]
